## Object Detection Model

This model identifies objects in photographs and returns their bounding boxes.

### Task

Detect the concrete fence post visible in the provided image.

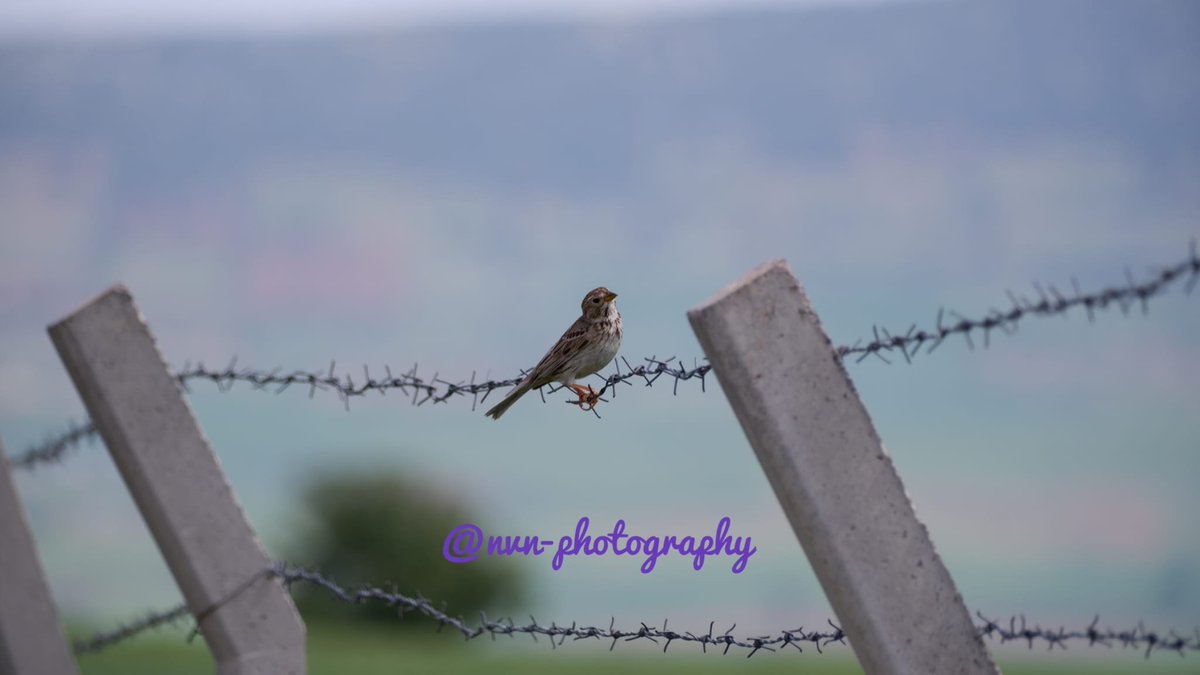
[48,286,305,675]
[0,440,80,675]
[688,260,997,675]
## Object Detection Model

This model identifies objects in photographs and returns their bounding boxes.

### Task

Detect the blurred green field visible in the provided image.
[73,623,1196,675]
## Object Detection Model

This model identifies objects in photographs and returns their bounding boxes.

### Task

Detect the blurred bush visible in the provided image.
[289,468,525,627]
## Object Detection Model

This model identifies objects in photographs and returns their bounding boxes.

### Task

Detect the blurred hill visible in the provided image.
[1,0,1197,200]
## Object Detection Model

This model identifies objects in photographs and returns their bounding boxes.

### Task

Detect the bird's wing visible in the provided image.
[524,316,592,388]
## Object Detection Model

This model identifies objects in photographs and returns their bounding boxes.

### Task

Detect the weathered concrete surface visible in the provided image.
[49,286,305,675]
[0,440,80,675]
[689,260,997,675]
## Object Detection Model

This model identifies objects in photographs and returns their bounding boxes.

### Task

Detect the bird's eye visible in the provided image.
[592,298,600,303]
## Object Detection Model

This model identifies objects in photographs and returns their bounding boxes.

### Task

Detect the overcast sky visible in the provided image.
[0,0,900,39]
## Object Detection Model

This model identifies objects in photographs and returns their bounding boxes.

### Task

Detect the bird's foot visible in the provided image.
[566,384,604,412]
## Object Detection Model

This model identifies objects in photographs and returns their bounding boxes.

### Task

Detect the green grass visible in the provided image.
[74,623,1196,674]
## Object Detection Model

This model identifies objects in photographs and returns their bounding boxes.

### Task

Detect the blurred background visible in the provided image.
[2,0,1198,672]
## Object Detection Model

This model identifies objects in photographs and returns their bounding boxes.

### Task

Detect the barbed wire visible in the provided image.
[275,565,846,657]
[11,243,1198,470]
[837,240,1199,364]
[169,353,710,413]
[975,612,1200,660]
[73,602,191,655]
[72,566,277,655]
[72,563,1199,659]
[9,355,708,467]
[8,419,97,470]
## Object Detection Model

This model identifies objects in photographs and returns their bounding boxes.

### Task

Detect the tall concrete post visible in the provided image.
[49,286,305,675]
[689,260,997,675]
[0,440,80,675]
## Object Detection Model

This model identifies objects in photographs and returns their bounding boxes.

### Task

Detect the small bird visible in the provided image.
[485,287,623,420]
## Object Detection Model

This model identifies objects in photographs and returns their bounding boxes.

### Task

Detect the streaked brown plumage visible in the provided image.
[485,287,623,420]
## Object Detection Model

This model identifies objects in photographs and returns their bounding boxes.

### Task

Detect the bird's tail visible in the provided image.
[484,383,531,420]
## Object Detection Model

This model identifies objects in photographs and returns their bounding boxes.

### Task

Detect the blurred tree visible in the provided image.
[288,468,525,627]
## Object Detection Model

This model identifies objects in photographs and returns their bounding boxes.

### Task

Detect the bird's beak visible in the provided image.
[604,292,618,303]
